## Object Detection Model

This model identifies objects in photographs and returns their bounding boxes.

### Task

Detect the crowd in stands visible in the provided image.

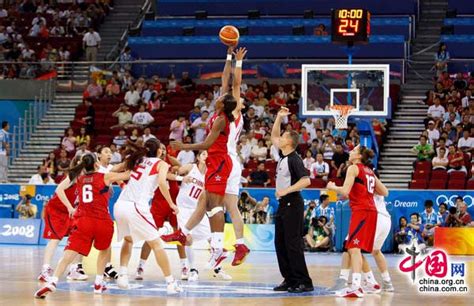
[0,0,110,79]
[394,197,473,254]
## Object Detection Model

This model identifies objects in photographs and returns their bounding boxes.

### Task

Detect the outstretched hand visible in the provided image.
[170,141,183,150]
[277,106,290,118]
[233,47,248,61]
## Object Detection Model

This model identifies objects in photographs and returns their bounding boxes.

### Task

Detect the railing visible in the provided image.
[9,79,55,165]
[105,0,152,64]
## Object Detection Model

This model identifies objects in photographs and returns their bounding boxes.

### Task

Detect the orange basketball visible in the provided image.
[219,25,240,46]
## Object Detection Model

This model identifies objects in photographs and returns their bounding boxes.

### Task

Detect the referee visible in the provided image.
[271,107,313,293]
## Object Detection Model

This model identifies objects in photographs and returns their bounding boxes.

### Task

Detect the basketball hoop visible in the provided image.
[330,105,355,129]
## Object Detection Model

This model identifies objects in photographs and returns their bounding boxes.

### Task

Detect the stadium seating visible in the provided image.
[409,179,428,189]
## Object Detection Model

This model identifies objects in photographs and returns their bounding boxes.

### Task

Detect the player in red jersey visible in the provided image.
[327,145,388,298]
[35,154,131,298]
[171,90,237,269]
[134,143,189,281]
[37,162,79,283]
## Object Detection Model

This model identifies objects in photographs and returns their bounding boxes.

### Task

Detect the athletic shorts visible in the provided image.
[42,205,72,240]
[65,216,114,256]
[225,155,242,195]
[114,200,160,242]
[177,206,210,242]
[205,154,232,196]
[373,213,391,250]
[150,199,178,228]
[345,210,378,253]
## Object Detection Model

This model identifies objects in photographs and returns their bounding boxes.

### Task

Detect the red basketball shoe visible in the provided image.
[232,244,250,266]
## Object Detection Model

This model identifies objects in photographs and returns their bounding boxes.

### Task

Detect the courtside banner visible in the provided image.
[0,218,41,244]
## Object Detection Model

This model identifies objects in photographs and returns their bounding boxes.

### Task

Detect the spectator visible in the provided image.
[304,201,317,234]
[250,100,265,118]
[141,83,152,103]
[444,103,461,122]
[61,128,76,154]
[457,202,472,226]
[74,141,90,158]
[254,196,272,224]
[314,194,335,234]
[119,47,133,71]
[129,128,139,143]
[29,166,47,184]
[42,152,57,177]
[461,89,472,108]
[372,118,386,146]
[194,93,206,108]
[105,79,120,97]
[432,148,449,170]
[238,191,257,224]
[83,27,101,63]
[132,104,154,129]
[148,91,163,113]
[41,172,55,185]
[0,121,9,183]
[446,202,472,227]
[56,149,71,179]
[331,143,349,178]
[124,85,141,107]
[313,24,328,36]
[113,129,128,149]
[394,216,409,253]
[85,80,102,99]
[169,114,186,141]
[82,99,95,134]
[201,98,215,115]
[420,200,440,246]
[275,86,288,102]
[411,135,434,162]
[166,74,178,92]
[189,106,201,124]
[111,104,132,129]
[288,114,301,131]
[16,195,37,219]
[444,121,457,143]
[438,203,449,227]
[50,21,65,37]
[251,139,268,161]
[398,213,426,254]
[176,147,195,166]
[321,135,336,160]
[191,111,209,143]
[142,127,156,143]
[247,161,270,187]
[108,144,122,164]
[426,98,445,127]
[76,127,91,148]
[458,129,474,154]
[178,72,195,92]
[309,139,321,157]
[426,120,440,143]
[303,150,315,171]
[434,43,450,76]
[453,72,467,91]
[447,145,467,173]
[305,216,331,252]
[436,137,448,158]
[287,84,300,105]
[309,153,330,181]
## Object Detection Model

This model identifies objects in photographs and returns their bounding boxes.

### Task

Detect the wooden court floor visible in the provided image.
[0,245,472,306]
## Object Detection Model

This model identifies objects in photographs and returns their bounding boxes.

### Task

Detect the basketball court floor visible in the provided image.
[0,245,472,306]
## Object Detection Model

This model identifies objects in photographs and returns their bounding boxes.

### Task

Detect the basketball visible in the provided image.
[219,25,239,46]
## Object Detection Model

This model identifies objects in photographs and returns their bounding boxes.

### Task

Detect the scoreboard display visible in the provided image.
[331,9,371,44]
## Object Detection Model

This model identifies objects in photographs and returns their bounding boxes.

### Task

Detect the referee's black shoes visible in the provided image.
[273,281,292,291]
[287,284,314,293]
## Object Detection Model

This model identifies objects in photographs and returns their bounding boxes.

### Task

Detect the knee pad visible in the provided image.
[206,206,224,218]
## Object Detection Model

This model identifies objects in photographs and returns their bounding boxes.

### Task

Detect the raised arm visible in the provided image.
[271,107,290,149]
[104,171,131,185]
[221,46,234,94]
[171,116,225,151]
[232,47,247,101]
[326,164,358,197]
[374,176,389,197]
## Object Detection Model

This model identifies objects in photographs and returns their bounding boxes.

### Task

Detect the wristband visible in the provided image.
[175,175,184,181]
[236,60,243,68]
[226,54,232,61]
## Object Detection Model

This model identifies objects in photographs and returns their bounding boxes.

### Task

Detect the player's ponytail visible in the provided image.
[67,154,96,180]
[122,138,162,170]
[360,146,375,166]
[222,94,236,123]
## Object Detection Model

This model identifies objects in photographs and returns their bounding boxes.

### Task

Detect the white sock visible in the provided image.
[95,275,104,284]
[181,226,190,235]
[185,246,194,269]
[235,238,244,245]
[165,275,174,284]
[352,273,362,288]
[50,276,58,284]
[180,258,188,268]
[119,266,128,276]
[381,271,391,282]
[212,232,224,250]
[138,259,146,268]
[363,271,377,284]
[42,264,51,272]
[339,269,350,281]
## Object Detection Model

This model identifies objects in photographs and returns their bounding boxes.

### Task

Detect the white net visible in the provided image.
[330,106,355,129]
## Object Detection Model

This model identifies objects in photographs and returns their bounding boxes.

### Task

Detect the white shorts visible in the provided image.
[373,213,391,250]
[114,200,160,242]
[225,155,241,195]
[177,206,210,242]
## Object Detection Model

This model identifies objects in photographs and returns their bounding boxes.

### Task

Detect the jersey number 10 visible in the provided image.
[365,175,375,194]
[189,186,203,200]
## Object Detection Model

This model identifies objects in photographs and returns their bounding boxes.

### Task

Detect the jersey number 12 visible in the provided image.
[366,175,375,194]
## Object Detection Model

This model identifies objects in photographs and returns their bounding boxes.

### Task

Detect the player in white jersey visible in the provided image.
[114,139,182,294]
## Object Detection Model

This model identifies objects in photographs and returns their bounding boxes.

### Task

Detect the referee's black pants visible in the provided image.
[275,194,313,287]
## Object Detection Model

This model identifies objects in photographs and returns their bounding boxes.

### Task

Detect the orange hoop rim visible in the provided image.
[330,105,355,116]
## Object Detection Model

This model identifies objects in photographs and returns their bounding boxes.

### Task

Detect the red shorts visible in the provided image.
[150,199,178,228]
[346,210,378,252]
[205,154,232,196]
[43,206,72,240]
[65,216,114,256]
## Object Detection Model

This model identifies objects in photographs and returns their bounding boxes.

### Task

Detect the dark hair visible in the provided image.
[319,194,329,203]
[68,153,97,181]
[439,203,448,210]
[449,206,458,214]
[410,212,420,220]
[122,138,162,170]
[222,94,236,123]
[456,196,464,201]
[25,194,32,200]
[424,200,434,207]
[399,216,407,227]
[257,161,265,166]
[437,42,446,57]
[177,113,186,119]
[1,121,8,129]
[419,135,427,141]
[359,146,375,166]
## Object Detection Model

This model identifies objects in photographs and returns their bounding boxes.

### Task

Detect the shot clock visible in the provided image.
[331,9,371,44]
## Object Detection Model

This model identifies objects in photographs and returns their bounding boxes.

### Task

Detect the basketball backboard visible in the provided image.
[300,64,390,119]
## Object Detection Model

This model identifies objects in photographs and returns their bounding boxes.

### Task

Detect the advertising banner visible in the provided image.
[0,218,41,244]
